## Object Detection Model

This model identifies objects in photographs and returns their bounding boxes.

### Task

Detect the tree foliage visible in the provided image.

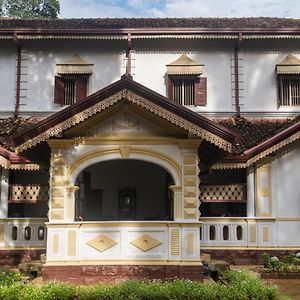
[0,0,60,18]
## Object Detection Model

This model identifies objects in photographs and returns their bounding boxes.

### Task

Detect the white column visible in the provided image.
[0,168,9,219]
[246,167,255,217]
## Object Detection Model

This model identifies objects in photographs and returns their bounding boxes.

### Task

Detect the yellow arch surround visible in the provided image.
[67,147,182,185]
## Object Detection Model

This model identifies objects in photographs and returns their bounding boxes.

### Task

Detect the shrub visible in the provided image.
[0,270,280,300]
[40,282,76,300]
[0,270,22,287]
[220,270,279,300]
[262,252,300,273]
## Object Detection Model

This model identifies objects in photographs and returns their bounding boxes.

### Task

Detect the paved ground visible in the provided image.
[230,265,300,300]
[265,279,300,300]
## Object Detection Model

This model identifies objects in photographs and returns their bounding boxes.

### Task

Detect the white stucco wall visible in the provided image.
[133,39,235,113]
[0,41,17,112]
[241,40,300,114]
[1,38,300,116]
[23,40,125,112]
[274,145,300,218]
[272,144,300,246]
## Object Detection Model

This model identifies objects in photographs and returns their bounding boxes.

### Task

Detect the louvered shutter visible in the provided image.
[168,77,174,101]
[76,77,88,102]
[195,77,207,106]
[54,76,65,104]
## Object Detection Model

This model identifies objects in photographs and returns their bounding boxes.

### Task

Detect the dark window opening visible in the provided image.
[278,75,300,106]
[75,160,174,221]
[168,76,207,106]
[54,75,88,105]
[200,168,246,217]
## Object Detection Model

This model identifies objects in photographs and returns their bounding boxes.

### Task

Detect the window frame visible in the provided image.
[277,74,300,106]
[168,75,207,106]
[54,75,89,106]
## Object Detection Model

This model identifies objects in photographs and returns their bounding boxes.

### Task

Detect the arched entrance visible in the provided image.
[75,159,174,221]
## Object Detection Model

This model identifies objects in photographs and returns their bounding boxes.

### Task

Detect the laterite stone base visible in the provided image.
[42,264,204,284]
[260,272,300,279]
[201,249,298,265]
[0,250,45,266]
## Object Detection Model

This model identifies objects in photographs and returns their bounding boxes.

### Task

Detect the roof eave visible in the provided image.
[8,75,238,152]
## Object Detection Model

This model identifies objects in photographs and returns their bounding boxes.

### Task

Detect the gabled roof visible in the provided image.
[8,75,237,153]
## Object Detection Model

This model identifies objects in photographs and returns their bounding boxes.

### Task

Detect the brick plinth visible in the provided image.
[42,264,204,284]
[0,250,45,266]
[201,249,299,265]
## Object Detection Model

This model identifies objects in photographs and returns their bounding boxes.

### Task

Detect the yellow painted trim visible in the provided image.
[177,139,202,149]
[170,229,180,256]
[276,217,300,221]
[87,234,117,252]
[67,230,77,256]
[183,154,197,165]
[1,218,48,222]
[200,246,300,250]
[82,136,179,144]
[67,147,182,185]
[50,210,64,221]
[200,218,248,222]
[53,234,59,254]
[249,222,257,243]
[44,260,201,266]
[256,165,273,217]
[130,234,162,252]
[187,233,194,255]
[0,224,5,242]
[263,226,270,242]
[46,222,201,228]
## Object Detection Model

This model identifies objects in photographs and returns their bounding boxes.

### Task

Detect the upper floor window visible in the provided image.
[166,54,207,106]
[54,54,93,105]
[276,54,300,106]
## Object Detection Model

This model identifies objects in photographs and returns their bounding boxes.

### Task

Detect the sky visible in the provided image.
[59,0,300,19]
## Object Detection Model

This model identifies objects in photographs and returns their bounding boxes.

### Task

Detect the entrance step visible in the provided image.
[208,260,230,273]
[206,259,230,281]
[18,260,44,278]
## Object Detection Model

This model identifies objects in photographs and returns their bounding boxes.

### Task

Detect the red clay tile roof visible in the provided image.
[1,115,300,158]
[217,115,300,155]
[0,17,300,30]
[0,117,40,149]
[8,75,237,152]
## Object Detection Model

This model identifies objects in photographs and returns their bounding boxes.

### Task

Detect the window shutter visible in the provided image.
[54,76,65,104]
[76,77,88,102]
[195,77,207,106]
[168,77,174,101]
[277,76,283,106]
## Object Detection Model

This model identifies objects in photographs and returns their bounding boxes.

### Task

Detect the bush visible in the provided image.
[262,252,300,273]
[220,270,278,300]
[0,270,22,287]
[0,270,280,300]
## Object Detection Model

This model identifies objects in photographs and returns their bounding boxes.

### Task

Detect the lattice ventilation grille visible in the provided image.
[200,184,245,201]
[9,184,49,202]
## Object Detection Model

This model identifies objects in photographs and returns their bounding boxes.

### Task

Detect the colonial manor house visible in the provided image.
[0,17,300,282]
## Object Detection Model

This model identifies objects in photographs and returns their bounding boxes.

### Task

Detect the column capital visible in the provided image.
[176,139,202,149]
[169,185,182,192]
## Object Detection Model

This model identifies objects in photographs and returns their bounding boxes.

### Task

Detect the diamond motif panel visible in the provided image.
[130,234,162,252]
[87,234,117,252]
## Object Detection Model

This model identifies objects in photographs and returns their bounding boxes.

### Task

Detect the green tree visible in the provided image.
[1,0,60,18]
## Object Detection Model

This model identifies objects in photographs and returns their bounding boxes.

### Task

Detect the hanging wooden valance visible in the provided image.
[276,53,300,74]
[57,54,93,75]
[166,54,204,75]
